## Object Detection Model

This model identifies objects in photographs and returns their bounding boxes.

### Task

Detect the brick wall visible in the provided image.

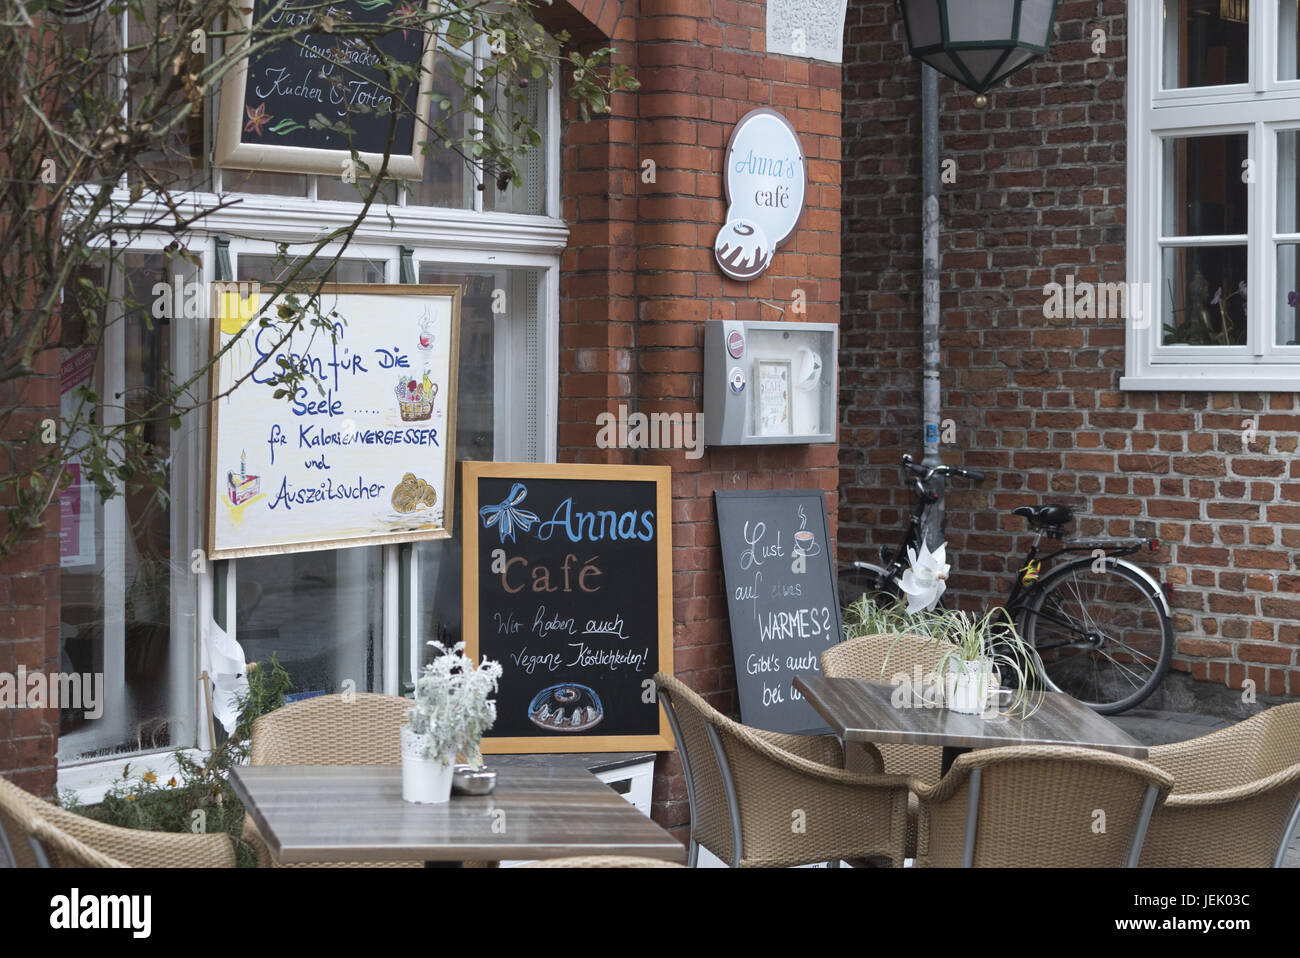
[549,0,843,837]
[0,356,62,799]
[839,0,1300,698]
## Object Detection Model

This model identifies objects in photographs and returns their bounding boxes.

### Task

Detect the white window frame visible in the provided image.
[1125,1,1300,390]
[58,28,564,795]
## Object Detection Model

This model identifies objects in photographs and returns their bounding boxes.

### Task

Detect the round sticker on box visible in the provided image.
[729,366,746,394]
[727,330,745,359]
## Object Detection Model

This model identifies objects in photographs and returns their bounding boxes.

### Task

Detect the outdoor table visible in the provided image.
[792,675,1148,776]
[228,764,685,866]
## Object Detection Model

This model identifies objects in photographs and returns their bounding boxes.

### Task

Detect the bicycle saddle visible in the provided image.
[1013,504,1073,528]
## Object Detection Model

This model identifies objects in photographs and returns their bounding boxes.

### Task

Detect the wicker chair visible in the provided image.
[821,632,957,784]
[913,745,1174,867]
[0,775,235,868]
[1139,703,1300,868]
[242,692,421,868]
[28,818,128,868]
[519,856,685,868]
[655,671,917,868]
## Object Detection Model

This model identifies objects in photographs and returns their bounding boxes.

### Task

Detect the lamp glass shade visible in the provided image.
[898,0,1060,94]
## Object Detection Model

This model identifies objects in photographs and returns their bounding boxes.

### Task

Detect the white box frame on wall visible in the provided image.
[206,283,461,559]
[704,320,838,446]
[214,0,438,178]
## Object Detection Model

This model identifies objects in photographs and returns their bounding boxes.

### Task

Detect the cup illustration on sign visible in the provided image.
[528,683,604,732]
[713,109,806,282]
[791,504,820,558]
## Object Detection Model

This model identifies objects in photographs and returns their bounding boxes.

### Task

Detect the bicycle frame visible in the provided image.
[869,480,1155,632]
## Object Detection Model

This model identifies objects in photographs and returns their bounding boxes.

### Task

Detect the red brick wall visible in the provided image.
[548,0,843,837]
[839,1,1300,697]
[0,357,62,799]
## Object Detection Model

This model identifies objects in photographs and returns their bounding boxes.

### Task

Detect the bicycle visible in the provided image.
[838,454,1174,714]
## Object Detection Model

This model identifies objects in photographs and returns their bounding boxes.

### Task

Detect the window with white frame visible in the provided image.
[57,11,562,774]
[1125,1,1300,390]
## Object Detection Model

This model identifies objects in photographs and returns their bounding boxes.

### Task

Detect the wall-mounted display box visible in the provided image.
[703,320,838,446]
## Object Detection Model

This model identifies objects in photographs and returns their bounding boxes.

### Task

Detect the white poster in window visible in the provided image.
[207,284,461,559]
[756,359,792,436]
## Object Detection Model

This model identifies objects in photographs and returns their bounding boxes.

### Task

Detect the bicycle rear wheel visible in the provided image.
[1017,557,1172,714]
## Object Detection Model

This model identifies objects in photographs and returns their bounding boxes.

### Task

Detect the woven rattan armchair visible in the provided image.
[28,818,128,868]
[655,672,918,868]
[242,692,421,868]
[0,775,235,868]
[913,745,1174,867]
[1139,703,1300,868]
[822,632,958,784]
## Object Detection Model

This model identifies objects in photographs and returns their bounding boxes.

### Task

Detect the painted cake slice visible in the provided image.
[227,470,261,505]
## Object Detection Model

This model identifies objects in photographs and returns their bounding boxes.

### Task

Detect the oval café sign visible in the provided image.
[713,108,808,281]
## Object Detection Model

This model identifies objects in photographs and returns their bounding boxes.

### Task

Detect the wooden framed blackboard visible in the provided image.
[214,0,436,177]
[206,284,460,558]
[715,490,842,734]
[463,462,674,753]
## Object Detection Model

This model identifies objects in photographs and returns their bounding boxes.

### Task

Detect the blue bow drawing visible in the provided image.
[479,482,539,543]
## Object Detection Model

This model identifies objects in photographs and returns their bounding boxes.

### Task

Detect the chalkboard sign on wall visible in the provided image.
[715,490,842,734]
[215,0,436,177]
[463,462,675,753]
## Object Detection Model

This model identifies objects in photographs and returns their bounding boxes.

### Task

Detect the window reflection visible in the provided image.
[1163,0,1250,88]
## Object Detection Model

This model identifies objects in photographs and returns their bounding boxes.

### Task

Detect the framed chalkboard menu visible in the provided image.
[214,0,436,177]
[463,462,675,753]
[715,490,842,735]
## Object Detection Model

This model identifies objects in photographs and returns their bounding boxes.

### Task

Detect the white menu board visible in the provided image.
[207,284,461,559]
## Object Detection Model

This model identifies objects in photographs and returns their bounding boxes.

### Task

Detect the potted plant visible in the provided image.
[401,641,503,805]
[931,608,1043,717]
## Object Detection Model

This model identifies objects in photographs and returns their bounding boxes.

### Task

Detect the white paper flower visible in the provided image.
[898,541,950,613]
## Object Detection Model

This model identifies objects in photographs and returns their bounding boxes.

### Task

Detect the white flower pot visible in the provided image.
[401,726,455,804]
[945,659,994,715]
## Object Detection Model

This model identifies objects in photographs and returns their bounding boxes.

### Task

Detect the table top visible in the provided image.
[792,675,1148,758]
[228,764,685,865]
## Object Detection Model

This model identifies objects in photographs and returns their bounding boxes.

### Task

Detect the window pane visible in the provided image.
[221,168,308,197]
[316,174,401,205]
[1280,130,1300,233]
[126,11,210,192]
[238,254,385,285]
[1280,0,1300,79]
[1161,244,1249,345]
[1276,244,1300,344]
[484,72,548,215]
[410,264,543,691]
[59,253,187,760]
[1163,0,1250,88]
[1162,134,1249,237]
[235,549,385,697]
[411,53,474,209]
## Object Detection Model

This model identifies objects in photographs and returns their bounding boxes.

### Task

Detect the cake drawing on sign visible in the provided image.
[527,683,604,732]
[713,218,773,281]
[395,371,437,422]
[227,451,260,505]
